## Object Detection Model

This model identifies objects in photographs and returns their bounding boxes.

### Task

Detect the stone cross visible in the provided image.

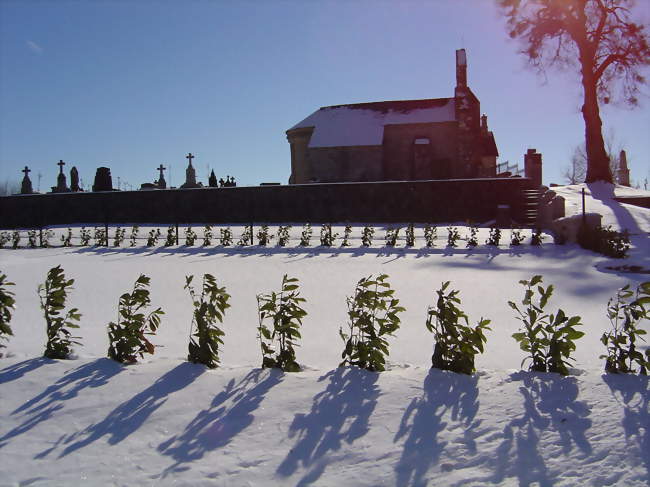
[22,166,31,177]
[186,153,194,166]
[58,160,65,174]
[157,164,166,178]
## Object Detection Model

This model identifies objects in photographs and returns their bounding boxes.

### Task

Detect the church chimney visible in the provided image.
[618,149,630,186]
[481,114,488,135]
[456,49,467,88]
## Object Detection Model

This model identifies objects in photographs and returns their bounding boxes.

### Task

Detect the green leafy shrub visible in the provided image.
[146,228,161,247]
[0,272,16,357]
[510,228,525,246]
[107,274,164,363]
[185,274,231,368]
[94,227,107,246]
[385,227,399,247]
[256,275,307,372]
[299,224,312,247]
[510,275,584,375]
[424,225,437,247]
[405,223,415,247]
[339,274,405,371]
[113,227,126,247]
[531,228,544,246]
[38,265,82,359]
[27,230,37,248]
[129,225,139,247]
[79,227,91,246]
[11,231,21,249]
[0,231,10,248]
[600,281,650,374]
[578,224,630,258]
[341,225,352,247]
[361,225,374,247]
[466,224,478,248]
[486,226,501,246]
[238,225,253,246]
[219,227,232,246]
[426,282,490,374]
[61,228,73,247]
[185,227,197,246]
[257,225,273,246]
[277,225,291,247]
[203,225,213,246]
[164,226,176,246]
[447,226,460,247]
[320,224,338,246]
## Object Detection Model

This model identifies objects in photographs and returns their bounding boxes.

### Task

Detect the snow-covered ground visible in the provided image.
[0,183,648,486]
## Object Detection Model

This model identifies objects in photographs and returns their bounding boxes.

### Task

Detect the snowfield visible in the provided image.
[0,183,648,486]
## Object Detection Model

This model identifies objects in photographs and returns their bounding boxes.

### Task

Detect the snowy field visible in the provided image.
[0,183,649,486]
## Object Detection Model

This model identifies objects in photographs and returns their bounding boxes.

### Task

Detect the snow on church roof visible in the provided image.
[289,98,455,148]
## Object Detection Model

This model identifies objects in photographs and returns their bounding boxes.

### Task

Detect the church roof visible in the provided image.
[289,98,455,148]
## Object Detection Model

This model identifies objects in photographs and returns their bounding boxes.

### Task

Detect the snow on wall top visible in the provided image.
[289,98,455,148]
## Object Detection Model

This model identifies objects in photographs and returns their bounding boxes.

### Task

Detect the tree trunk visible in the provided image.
[581,69,613,183]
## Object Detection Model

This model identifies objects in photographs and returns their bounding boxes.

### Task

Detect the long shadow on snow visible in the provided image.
[392,369,480,487]
[490,372,592,487]
[604,374,650,484]
[276,367,379,487]
[587,182,644,235]
[0,357,53,385]
[0,358,122,449]
[157,368,283,477]
[59,362,204,457]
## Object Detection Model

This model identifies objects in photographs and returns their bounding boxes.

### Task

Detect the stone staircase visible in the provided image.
[520,188,541,227]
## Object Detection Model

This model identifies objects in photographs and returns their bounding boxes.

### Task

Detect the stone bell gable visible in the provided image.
[286,49,498,184]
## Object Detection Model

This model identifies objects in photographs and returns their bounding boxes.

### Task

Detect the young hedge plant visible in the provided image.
[257,275,307,372]
[601,281,650,374]
[427,282,490,375]
[185,274,231,368]
[510,275,584,375]
[38,265,82,359]
[0,272,16,357]
[340,274,405,372]
[108,274,164,363]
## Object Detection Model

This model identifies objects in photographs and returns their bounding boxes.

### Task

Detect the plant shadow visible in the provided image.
[603,373,650,483]
[276,367,379,486]
[56,361,204,457]
[392,368,480,487]
[0,358,122,449]
[492,372,592,486]
[0,357,54,385]
[157,368,284,477]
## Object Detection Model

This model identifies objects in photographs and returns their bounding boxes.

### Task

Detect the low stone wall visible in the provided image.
[0,178,534,228]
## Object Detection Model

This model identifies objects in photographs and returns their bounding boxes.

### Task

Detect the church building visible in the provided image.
[286,49,498,184]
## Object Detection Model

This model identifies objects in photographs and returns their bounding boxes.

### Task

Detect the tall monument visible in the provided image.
[618,150,630,186]
[51,160,70,193]
[20,166,33,194]
[180,152,201,188]
[70,166,81,192]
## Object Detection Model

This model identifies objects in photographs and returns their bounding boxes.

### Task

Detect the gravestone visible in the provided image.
[20,166,33,194]
[157,164,167,189]
[180,152,200,188]
[92,167,114,192]
[208,170,218,188]
[70,166,81,192]
[51,160,70,193]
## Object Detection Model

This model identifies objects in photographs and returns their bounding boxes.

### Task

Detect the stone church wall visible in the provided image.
[308,146,384,183]
[1,178,533,228]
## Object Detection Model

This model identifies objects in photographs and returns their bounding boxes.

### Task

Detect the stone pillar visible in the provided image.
[524,148,542,188]
[93,167,113,192]
[618,150,630,186]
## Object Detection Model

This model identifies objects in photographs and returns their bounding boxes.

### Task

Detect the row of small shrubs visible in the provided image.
[0,224,547,249]
[1,268,648,375]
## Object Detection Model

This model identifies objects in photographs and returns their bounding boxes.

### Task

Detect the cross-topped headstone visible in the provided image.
[157,164,166,178]
[22,166,31,177]
[157,164,167,189]
[21,165,33,194]
[58,160,65,174]
[180,153,199,188]
[186,153,194,166]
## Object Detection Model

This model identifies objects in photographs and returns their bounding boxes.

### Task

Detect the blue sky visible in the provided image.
[1,0,649,191]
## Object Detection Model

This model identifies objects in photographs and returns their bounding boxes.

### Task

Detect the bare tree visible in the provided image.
[0,180,20,196]
[498,0,650,183]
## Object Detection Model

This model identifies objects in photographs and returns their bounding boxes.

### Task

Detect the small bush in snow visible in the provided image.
[238,225,253,246]
[531,228,544,246]
[405,224,415,247]
[578,224,630,258]
[202,225,213,246]
[185,227,197,246]
[466,224,478,248]
[61,228,73,247]
[320,224,338,247]
[257,225,273,246]
[107,274,164,363]
[361,225,374,247]
[257,275,307,372]
[27,230,37,248]
[185,274,231,368]
[601,281,650,374]
[164,226,176,247]
[447,226,460,247]
[486,226,501,246]
[341,225,352,247]
[299,224,312,247]
[426,282,490,374]
[38,265,82,359]
[0,272,16,357]
[339,274,405,372]
[0,231,10,249]
[277,225,291,247]
[11,231,21,249]
[129,225,140,247]
[510,228,525,246]
[146,228,161,247]
[113,227,126,247]
[424,225,437,247]
[510,275,584,375]
[385,227,399,247]
[94,227,107,246]
[219,227,232,246]
[80,227,92,246]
